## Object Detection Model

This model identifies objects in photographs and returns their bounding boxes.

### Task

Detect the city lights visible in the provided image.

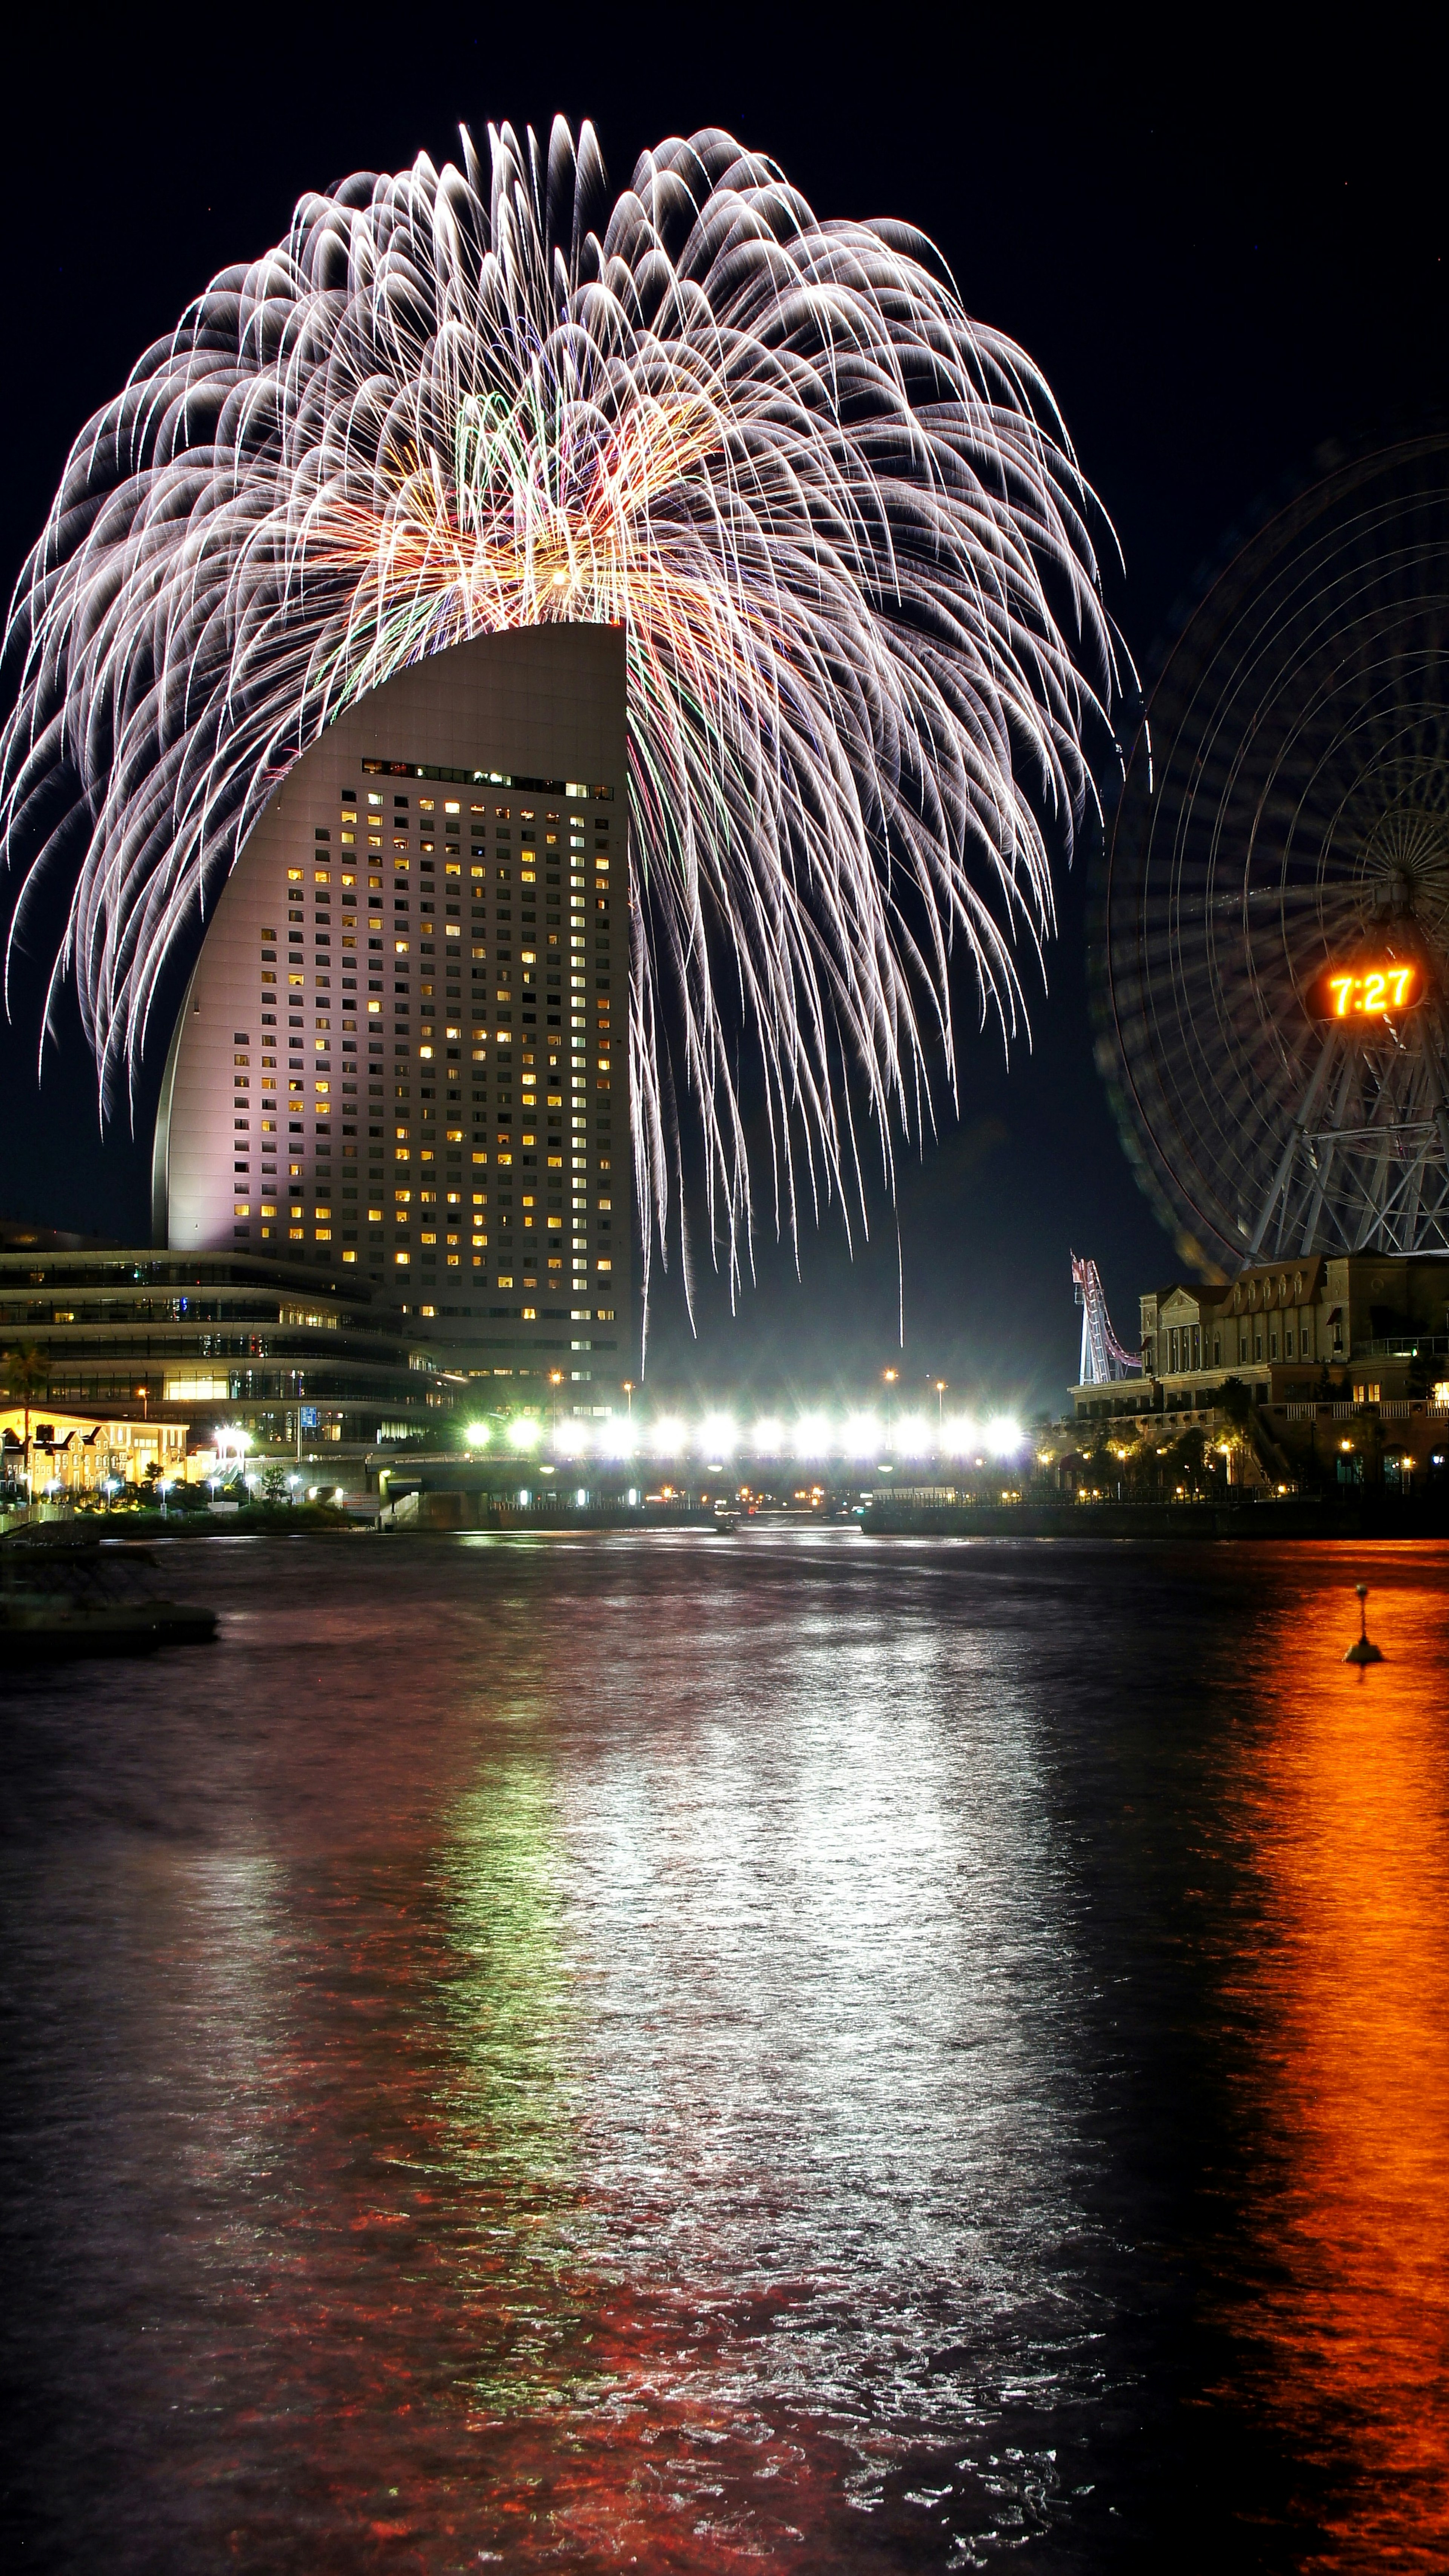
[510,1400,1029,1469]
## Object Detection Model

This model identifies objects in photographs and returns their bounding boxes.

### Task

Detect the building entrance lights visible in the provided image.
[649,1413,688,1456]
[698,1411,737,1459]
[843,1411,880,1460]
[506,1414,540,1451]
[464,1420,492,1449]
[892,1413,932,1457]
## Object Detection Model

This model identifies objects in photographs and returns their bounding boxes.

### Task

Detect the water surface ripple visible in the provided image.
[3,1531,1446,2572]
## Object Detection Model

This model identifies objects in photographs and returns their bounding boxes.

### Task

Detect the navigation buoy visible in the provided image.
[1344,1581,1384,1665]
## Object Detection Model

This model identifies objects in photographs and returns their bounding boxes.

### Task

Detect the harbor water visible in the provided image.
[3,1531,1447,2571]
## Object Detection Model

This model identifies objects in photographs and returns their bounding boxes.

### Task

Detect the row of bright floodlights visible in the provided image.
[461,1410,1028,1462]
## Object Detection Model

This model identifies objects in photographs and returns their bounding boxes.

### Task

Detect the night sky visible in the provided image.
[2,14,1444,1415]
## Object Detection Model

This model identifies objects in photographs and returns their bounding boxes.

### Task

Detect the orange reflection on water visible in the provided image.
[1233,1556,1449,2567]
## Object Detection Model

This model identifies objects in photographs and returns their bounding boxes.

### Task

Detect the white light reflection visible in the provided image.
[540,1563,1094,2540]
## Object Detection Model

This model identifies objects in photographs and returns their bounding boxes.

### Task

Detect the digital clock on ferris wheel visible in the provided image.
[1306,962,1428,1022]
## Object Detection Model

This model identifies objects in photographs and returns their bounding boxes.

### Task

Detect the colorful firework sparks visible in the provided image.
[0,119,1120,1304]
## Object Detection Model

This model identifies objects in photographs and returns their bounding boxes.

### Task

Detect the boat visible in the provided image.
[0,1529,217,1664]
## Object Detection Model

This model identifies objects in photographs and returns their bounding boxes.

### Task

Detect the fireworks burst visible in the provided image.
[1,119,1119,1304]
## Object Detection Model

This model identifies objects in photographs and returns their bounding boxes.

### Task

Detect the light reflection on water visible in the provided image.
[1225,1573,1449,2570]
[2,1531,1447,2571]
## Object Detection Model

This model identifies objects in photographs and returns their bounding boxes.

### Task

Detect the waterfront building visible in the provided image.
[1068,1249,1449,1494]
[1,1401,189,1497]
[154,623,629,1393]
[0,1228,440,1461]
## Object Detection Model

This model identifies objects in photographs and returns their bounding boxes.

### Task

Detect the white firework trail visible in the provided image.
[0,118,1120,1311]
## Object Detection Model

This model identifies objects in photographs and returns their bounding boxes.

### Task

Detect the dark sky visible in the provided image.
[2,11,1445,1414]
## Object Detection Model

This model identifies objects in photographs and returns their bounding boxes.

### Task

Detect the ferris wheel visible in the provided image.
[1095,428,1449,1277]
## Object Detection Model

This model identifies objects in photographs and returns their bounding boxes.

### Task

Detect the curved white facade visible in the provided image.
[154,626,629,1356]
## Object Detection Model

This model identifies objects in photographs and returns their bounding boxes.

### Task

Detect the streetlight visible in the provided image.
[622,1379,635,1418]
[934,1379,947,1430]
[882,1368,898,1436]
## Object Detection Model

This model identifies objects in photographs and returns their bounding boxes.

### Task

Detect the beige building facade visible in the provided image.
[1076,1253,1449,1423]
[0,1404,190,1496]
[1070,1251,1449,1495]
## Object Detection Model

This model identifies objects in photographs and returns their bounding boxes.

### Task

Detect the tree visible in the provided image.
[2,1345,49,1502]
[1217,1375,1254,1431]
